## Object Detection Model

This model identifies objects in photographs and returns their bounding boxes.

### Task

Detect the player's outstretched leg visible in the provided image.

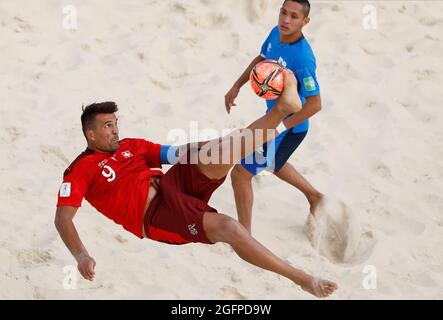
[203,211,338,298]
[198,69,302,180]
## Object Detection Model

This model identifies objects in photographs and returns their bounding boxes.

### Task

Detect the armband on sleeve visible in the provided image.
[160,145,178,165]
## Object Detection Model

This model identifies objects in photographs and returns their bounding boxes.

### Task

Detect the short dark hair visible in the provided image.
[81,101,118,138]
[284,0,311,17]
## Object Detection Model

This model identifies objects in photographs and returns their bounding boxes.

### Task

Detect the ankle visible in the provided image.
[292,269,311,287]
[307,192,322,204]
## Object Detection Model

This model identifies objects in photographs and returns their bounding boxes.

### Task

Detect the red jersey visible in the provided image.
[57,138,163,238]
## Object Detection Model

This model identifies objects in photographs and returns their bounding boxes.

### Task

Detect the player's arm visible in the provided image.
[225,54,265,113]
[282,94,322,129]
[55,206,96,281]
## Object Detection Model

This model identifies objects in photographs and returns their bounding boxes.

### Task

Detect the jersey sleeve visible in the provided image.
[260,27,277,58]
[260,38,269,58]
[294,60,321,98]
[57,163,91,208]
[138,139,162,168]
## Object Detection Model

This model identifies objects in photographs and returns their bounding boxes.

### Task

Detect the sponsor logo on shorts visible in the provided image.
[59,182,71,197]
[256,146,264,155]
[303,76,316,91]
[188,224,198,236]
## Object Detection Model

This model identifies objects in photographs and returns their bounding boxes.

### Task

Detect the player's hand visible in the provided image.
[225,85,240,114]
[77,253,96,281]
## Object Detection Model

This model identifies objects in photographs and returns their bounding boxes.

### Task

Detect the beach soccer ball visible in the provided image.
[249,60,285,100]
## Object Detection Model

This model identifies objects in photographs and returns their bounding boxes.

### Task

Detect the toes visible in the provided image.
[324,283,337,295]
[320,280,338,297]
[326,280,338,288]
[305,277,338,298]
[325,287,335,294]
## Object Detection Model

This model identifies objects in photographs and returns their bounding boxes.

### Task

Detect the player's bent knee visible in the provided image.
[218,217,247,244]
[203,212,246,244]
[203,212,231,243]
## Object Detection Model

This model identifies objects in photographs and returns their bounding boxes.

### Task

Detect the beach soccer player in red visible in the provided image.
[55,70,337,298]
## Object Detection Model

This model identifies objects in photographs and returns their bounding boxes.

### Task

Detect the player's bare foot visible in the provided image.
[300,275,338,298]
[275,69,302,114]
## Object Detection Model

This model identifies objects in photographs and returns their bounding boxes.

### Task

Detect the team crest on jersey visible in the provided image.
[121,150,133,158]
[278,57,287,68]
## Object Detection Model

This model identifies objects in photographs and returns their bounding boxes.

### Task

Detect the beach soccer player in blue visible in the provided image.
[225,0,324,233]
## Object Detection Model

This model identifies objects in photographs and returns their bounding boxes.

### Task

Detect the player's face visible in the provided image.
[278,1,310,37]
[89,113,120,152]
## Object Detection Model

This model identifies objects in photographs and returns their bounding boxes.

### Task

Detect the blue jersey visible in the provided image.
[260,26,320,133]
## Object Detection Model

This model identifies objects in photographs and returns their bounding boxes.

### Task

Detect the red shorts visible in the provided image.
[144,162,225,245]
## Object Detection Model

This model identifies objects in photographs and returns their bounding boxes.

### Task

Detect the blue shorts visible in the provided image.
[240,130,307,176]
